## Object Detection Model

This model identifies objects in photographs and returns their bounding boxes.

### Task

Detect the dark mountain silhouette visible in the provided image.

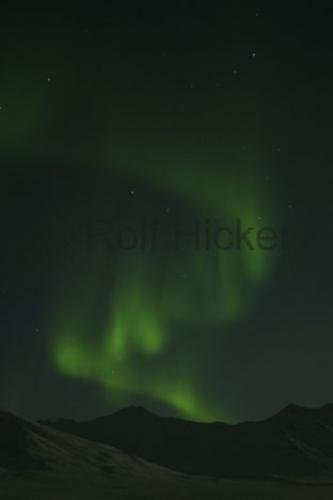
[42,404,333,481]
[0,410,209,499]
[0,409,177,477]
[2,409,333,499]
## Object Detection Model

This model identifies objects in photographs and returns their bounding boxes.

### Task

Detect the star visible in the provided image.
[251,51,257,58]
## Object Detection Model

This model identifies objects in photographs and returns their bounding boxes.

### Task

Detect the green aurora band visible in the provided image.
[0,36,279,421]
[51,148,277,422]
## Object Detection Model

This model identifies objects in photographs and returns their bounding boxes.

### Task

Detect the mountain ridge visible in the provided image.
[2,409,333,499]
[42,402,333,427]
[40,403,333,480]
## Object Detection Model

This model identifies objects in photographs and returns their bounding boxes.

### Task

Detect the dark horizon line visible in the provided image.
[2,401,333,427]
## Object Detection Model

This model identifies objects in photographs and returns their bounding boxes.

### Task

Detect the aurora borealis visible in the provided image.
[50,162,277,421]
[0,3,333,423]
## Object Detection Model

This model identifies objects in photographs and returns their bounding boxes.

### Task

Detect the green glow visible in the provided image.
[49,142,277,422]
[52,284,222,421]
[107,281,166,358]
[0,62,52,154]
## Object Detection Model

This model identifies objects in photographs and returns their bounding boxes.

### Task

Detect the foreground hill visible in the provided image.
[0,410,216,499]
[1,410,333,499]
[43,404,333,480]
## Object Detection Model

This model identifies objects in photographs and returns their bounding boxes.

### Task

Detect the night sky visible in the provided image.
[0,3,332,423]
